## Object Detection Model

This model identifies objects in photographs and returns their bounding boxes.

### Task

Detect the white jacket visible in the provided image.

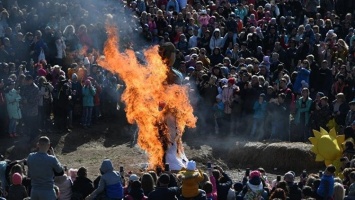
[209,28,225,51]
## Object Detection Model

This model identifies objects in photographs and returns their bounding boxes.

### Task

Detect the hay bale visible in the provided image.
[228,142,324,172]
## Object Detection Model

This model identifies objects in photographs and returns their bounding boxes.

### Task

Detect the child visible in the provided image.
[317,165,336,199]
[178,160,204,199]
[7,173,28,200]
[203,165,217,200]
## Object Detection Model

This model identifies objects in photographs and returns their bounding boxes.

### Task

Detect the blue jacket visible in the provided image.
[293,68,310,94]
[166,0,179,12]
[91,159,123,199]
[253,101,267,119]
[317,174,334,198]
[82,86,96,107]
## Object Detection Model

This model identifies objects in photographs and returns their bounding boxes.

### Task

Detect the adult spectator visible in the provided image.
[27,136,64,200]
[72,167,95,199]
[147,173,179,200]
[283,171,302,200]
[212,166,232,200]
[21,75,39,141]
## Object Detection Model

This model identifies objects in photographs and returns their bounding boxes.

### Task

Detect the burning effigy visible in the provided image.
[98,27,197,170]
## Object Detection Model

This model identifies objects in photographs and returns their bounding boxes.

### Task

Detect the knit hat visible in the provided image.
[247,170,263,190]
[12,173,22,185]
[228,78,236,85]
[38,68,47,77]
[187,160,196,171]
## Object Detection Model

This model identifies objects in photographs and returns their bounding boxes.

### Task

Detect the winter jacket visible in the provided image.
[317,174,334,199]
[7,184,28,200]
[216,172,233,200]
[178,169,204,198]
[209,29,224,52]
[90,159,123,199]
[5,89,21,119]
[72,176,94,198]
[252,101,267,119]
[54,175,72,200]
[207,175,217,200]
[295,97,312,125]
[82,85,96,107]
[293,68,310,94]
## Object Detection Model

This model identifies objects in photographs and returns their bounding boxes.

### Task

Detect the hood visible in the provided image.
[100,159,114,174]
[247,182,263,192]
[212,28,220,35]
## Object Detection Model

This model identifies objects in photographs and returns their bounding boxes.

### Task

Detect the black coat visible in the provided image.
[72,176,95,198]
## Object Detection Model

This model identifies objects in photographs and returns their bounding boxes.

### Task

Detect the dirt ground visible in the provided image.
[1,116,315,183]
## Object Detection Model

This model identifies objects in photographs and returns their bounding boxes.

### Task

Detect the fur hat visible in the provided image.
[12,173,22,185]
[187,160,196,171]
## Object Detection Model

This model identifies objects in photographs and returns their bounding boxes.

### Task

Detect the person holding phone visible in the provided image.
[203,162,217,200]
[283,171,302,199]
[27,136,64,200]
[211,165,233,200]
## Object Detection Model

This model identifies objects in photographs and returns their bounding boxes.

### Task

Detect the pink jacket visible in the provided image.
[206,175,217,200]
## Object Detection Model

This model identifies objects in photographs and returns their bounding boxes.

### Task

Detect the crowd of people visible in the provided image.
[0,0,354,143]
[1,0,355,199]
[2,136,355,199]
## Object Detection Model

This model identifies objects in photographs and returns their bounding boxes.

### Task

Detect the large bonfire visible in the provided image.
[98,26,197,169]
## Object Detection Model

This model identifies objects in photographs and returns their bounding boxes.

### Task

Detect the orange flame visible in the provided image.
[98,26,197,168]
